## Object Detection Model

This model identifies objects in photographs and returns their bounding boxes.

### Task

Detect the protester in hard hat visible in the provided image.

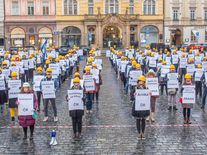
[92,63,102,102]
[167,65,178,110]
[0,68,7,113]
[132,75,150,140]
[8,72,21,122]
[28,55,35,82]
[83,66,95,113]
[157,61,168,96]
[193,64,203,101]
[179,53,187,83]
[41,68,58,122]
[146,69,159,122]
[17,82,38,140]
[180,74,194,124]
[66,77,84,139]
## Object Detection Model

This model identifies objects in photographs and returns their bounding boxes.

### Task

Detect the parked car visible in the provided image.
[59,46,71,56]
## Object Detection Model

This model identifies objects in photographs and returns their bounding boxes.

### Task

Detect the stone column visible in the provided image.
[126,23,130,48]
[97,21,102,49]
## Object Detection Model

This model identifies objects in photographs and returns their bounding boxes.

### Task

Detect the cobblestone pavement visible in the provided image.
[1,56,207,155]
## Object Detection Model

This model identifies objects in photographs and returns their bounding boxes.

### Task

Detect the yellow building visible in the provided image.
[56,0,164,48]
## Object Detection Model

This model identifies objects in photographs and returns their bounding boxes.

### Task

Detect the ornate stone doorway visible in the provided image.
[103,25,122,48]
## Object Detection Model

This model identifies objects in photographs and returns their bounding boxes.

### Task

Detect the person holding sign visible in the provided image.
[132,75,150,140]
[146,70,159,122]
[66,77,84,139]
[180,74,195,124]
[157,61,168,96]
[83,66,95,113]
[17,83,38,140]
[91,63,102,102]
[41,68,59,122]
[193,64,204,100]
[0,68,7,113]
[8,72,21,122]
[167,65,178,110]
[33,67,44,112]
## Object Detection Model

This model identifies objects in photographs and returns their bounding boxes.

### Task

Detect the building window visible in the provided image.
[88,0,94,15]
[105,0,119,14]
[205,31,207,42]
[43,0,49,15]
[173,9,179,21]
[191,31,196,42]
[28,0,34,15]
[205,10,207,20]
[64,0,77,15]
[143,0,155,15]
[12,0,19,15]
[129,0,134,15]
[190,9,195,21]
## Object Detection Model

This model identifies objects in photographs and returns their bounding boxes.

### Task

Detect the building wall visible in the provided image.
[0,0,4,47]
[4,0,56,49]
[56,0,164,48]
[164,0,207,45]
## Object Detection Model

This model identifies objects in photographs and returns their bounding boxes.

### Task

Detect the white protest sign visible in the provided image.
[146,78,159,96]
[83,75,95,92]
[135,89,150,111]
[67,90,84,111]
[8,80,21,89]
[106,50,111,57]
[91,69,100,84]
[0,77,5,90]
[2,69,10,80]
[33,75,44,91]
[172,55,179,64]
[129,70,143,86]
[49,63,60,78]
[202,61,207,71]
[149,57,157,67]
[165,57,171,65]
[194,69,203,81]
[180,58,187,68]
[187,64,195,75]
[167,73,179,88]
[18,94,34,116]
[28,59,35,69]
[8,88,20,99]
[182,85,195,104]
[77,49,83,56]
[41,81,56,99]
[195,56,201,65]
[120,61,128,73]
[161,65,170,77]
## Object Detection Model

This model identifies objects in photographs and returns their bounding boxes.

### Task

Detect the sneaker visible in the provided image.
[23,134,27,140]
[187,119,192,124]
[141,133,145,140]
[77,133,81,139]
[54,117,58,122]
[184,119,187,124]
[43,117,48,122]
[137,134,142,140]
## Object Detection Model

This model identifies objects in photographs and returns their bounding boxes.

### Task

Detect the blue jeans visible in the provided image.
[86,93,93,110]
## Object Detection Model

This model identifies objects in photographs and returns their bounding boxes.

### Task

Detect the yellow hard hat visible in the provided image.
[11,62,16,66]
[189,58,194,62]
[196,52,200,56]
[189,50,192,53]
[0,68,2,72]
[74,72,80,77]
[162,61,166,65]
[2,61,7,65]
[182,53,186,57]
[151,53,154,57]
[169,65,175,69]
[85,66,91,71]
[48,55,53,59]
[55,57,60,62]
[87,57,93,63]
[185,73,192,79]
[92,63,97,67]
[136,63,141,69]
[130,57,135,61]
[138,75,146,82]
[159,58,163,62]
[46,60,51,64]
[197,64,202,69]
[73,77,80,83]
[132,60,137,66]
[46,68,52,73]
[37,67,43,71]
[11,72,17,77]
[203,57,207,61]
[121,56,125,60]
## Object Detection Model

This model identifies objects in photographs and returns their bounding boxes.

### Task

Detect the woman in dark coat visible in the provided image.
[0,68,7,113]
[132,75,150,140]
[66,77,84,139]
[17,82,38,140]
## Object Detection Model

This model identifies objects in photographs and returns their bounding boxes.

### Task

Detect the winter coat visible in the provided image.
[18,91,38,127]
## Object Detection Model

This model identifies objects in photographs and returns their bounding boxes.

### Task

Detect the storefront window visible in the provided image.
[29,35,35,45]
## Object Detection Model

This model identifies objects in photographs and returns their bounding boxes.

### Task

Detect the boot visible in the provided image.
[184,118,187,124]
[187,118,191,124]
[146,115,150,121]
[23,133,27,140]
[141,133,145,140]
[151,112,155,122]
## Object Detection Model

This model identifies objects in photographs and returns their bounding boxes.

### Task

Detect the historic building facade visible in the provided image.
[4,0,56,49]
[164,0,207,46]
[56,0,164,48]
[0,0,4,47]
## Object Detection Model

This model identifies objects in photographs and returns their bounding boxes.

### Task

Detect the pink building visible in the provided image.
[4,0,56,49]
